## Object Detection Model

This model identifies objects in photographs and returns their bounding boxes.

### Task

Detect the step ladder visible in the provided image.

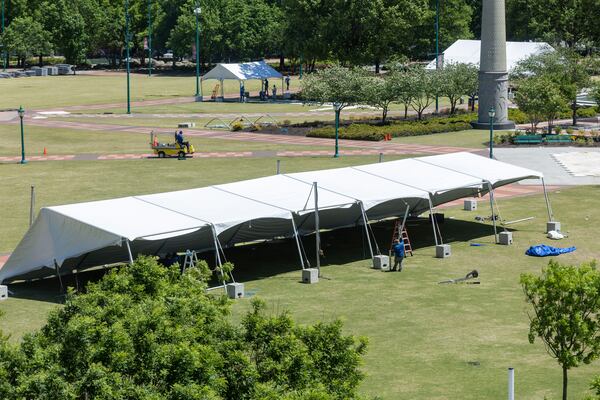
[390,219,413,257]
[182,250,198,272]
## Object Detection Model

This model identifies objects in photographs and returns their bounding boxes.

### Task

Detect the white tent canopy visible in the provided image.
[425,39,554,71]
[0,153,547,283]
[202,61,282,81]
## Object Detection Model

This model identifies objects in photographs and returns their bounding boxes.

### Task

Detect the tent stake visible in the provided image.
[313,182,321,276]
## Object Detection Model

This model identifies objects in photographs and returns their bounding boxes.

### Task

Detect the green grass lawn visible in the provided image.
[1,183,599,399]
[392,129,510,149]
[0,124,336,156]
[0,73,302,110]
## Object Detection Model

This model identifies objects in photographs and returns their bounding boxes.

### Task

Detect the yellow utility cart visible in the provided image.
[150,131,195,158]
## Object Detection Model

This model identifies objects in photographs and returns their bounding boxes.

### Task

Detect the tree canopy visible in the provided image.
[0,256,368,400]
[521,260,600,400]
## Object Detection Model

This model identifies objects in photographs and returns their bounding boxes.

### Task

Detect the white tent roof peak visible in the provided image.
[425,39,554,71]
[202,60,283,81]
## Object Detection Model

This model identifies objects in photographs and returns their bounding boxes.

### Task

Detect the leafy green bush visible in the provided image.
[576,107,598,118]
[307,115,473,141]
[508,108,529,124]
[0,256,368,400]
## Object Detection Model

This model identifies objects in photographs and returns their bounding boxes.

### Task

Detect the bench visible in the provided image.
[545,135,572,144]
[513,135,543,145]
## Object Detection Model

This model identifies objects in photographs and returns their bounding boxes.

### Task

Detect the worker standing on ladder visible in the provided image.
[391,238,405,271]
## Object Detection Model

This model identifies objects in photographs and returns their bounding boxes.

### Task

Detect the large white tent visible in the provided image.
[425,39,554,71]
[202,60,283,100]
[0,153,549,284]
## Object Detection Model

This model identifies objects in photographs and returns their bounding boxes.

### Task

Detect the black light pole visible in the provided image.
[148,0,152,77]
[125,0,131,114]
[194,3,202,100]
[1,0,6,71]
[488,107,495,159]
[18,106,26,164]
[434,0,439,114]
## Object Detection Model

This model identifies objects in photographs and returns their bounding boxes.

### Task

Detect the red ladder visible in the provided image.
[389,219,413,257]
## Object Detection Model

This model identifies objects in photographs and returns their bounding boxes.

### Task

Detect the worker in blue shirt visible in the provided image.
[392,238,405,271]
[175,130,190,152]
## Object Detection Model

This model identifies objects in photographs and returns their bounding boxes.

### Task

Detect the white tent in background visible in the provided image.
[202,60,283,100]
[425,39,554,71]
[0,153,549,284]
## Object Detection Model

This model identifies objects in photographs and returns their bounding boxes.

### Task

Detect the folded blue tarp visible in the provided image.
[525,244,576,257]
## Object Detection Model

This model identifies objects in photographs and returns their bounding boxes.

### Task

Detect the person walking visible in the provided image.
[272,84,277,99]
[240,83,245,102]
[285,74,291,91]
[391,238,405,271]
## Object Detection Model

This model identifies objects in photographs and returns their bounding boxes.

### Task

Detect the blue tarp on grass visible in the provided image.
[525,244,576,257]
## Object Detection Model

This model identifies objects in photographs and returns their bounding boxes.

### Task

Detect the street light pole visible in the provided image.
[1,0,6,71]
[334,104,340,158]
[194,3,202,101]
[148,0,152,77]
[18,106,26,164]
[125,0,131,114]
[489,107,495,159]
[434,0,439,114]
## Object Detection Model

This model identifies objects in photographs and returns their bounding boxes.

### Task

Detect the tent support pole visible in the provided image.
[125,240,134,264]
[54,259,64,293]
[313,182,321,276]
[486,182,499,244]
[428,197,439,246]
[211,225,227,292]
[400,205,410,233]
[541,177,554,221]
[291,213,305,269]
[359,202,375,258]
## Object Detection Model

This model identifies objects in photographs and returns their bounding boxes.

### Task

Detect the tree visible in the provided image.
[364,75,397,124]
[512,48,591,126]
[301,66,368,156]
[408,67,439,120]
[520,260,600,400]
[513,76,566,133]
[0,16,53,67]
[0,256,368,400]
[437,62,477,114]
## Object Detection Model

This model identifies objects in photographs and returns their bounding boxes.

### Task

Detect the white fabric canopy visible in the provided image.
[202,61,282,81]
[0,152,544,283]
[425,39,554,71]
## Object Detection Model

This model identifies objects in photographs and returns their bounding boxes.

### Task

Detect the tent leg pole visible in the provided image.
[291,213,305,269]
[541,177,554,221]
[359,202,375,258]
[428,197,439,246]
[399,204,410,233]
[54,260,64,293]
[211,225,226,292]
[125,240,134,264]
[487,182,499,243]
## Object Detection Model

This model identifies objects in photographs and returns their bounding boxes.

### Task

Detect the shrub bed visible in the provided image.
[307,114,474,141]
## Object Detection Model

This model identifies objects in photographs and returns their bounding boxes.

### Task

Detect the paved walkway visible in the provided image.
[494,147,600,186]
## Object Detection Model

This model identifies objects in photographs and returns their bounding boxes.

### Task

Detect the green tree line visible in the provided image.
[3,0,600,68]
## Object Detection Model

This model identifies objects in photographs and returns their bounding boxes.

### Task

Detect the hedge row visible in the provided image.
[508,107,598,124]
[307,115,474,141]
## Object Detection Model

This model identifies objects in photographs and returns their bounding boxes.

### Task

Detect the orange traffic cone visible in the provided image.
[43,147,47,156]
